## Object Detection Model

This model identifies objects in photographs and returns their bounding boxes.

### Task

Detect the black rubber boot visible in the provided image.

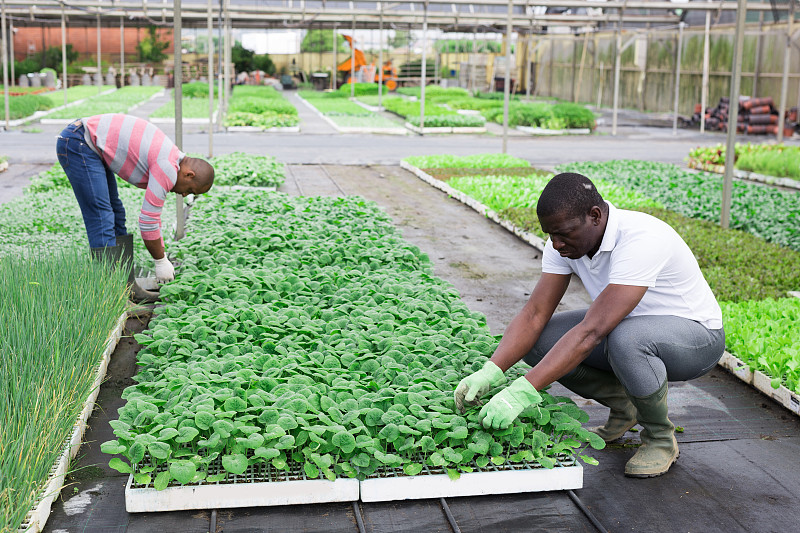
[115,234,159,304]
[557,364,638,442]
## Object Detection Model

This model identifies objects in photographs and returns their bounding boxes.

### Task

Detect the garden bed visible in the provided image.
[405,123,486,135]
[7,86,117,126]
[297,93,407,135]
[21,311,129,533]
[39,87,164,123]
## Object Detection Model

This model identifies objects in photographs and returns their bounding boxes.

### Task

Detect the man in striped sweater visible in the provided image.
[56,113,214,303]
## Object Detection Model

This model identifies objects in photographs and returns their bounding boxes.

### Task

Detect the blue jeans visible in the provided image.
[56,120,127,248]
[523,309,726,397]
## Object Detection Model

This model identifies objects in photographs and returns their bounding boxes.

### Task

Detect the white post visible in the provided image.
[672,22,684,135]
[351,15,355,98]
[223,0,230,111]
[722,0,748,229]
[777,0,795,142]
[1,0,8,130]
[174,0,185,241]
[97,12,102,92]
[378,4,384,109]
[700,11,710,133]
[332,23,338,91]
[612,24,622,136]
[207,0,214,156]
[62,4,68,106]
[502,0,512,153]
[420,3,428,132]
[120,16,125,88]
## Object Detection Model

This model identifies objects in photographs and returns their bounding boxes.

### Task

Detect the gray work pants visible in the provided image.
[523,309,726,397]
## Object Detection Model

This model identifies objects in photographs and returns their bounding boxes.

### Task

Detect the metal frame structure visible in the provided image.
[0,0,796,229]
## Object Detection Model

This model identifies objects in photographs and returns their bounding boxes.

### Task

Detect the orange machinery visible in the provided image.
[337,34,397,91]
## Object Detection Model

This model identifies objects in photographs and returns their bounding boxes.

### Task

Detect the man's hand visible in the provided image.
[154,257,175,283]
[454,361,506,414]
[479,376,542,430]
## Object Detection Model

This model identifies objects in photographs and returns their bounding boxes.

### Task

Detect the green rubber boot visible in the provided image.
[558,364,638,442]
[116,233,159,304]
[624,382,679,478]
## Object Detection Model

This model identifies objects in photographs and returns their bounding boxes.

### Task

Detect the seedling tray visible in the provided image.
[125,457,359,512]
[360,454,582,502]
[19,311,129,533]
[404,123,487,135]
[126,454,581,511]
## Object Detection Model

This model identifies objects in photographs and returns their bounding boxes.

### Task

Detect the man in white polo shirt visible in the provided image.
[454,172,724,478]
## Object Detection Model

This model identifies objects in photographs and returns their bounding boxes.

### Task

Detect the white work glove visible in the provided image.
[154,257,175,283]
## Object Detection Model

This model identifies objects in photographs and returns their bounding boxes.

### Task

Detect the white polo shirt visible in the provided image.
[542,202,723,330]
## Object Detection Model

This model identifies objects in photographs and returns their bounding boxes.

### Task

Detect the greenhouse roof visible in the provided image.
[0,0,787,32]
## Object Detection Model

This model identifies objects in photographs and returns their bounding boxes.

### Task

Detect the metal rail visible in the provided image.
[285,165,305,197]
[318,165,348,197]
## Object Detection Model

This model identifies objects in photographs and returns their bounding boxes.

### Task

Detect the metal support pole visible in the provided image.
[672,21,684,135]
[120,16,125,87]
[700,11,710,133]
[777,0,794,142]
[223,0,230,112]
[526,37,532,99]
[753,7,765,97]
[721,0,748,229]
[1,0,8,129]
[61,4,68,106]
[332,23,338,91]
[576,30,589,103]
[97,12,102,92]
[378,5,384,109]
[174,0,185,241]
[8,19,13,87]
[612,24,622,136]
[502,0,512,153]
[420,3,428,132]
[350,15,355,99]
[217,0,222,118]
[570,33,578,102]
[207,0,213,156]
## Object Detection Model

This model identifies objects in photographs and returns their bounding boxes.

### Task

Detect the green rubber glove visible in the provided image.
[454,361,506,414]
[479,376,543,430]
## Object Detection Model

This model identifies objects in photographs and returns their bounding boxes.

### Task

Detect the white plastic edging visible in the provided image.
[19,311,129,533]
[686,160,800,191]
[125,475,360,512]
[399,161,547,251]
[718,351,800,417]
[404,123,487,134]
[225,126,301,133]
[516,126,592,136]
[360,463,583,502]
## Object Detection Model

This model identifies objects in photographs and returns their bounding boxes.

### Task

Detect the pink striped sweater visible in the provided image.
[82,113,184,241]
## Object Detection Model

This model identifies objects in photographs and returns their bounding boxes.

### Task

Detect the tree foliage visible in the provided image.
[137,26,171,63]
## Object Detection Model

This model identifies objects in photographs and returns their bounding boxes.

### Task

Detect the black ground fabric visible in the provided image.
[43,165,800,533]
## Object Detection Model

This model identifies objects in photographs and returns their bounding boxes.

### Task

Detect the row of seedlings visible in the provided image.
[224,86,300,132]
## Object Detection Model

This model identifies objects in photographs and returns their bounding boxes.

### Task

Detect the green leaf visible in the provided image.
[108,458,132,474]
[148,442,171,460]
[133,473,152,485]
[304,462,320,479]
[154,470,171,491]
[446,468,461,481]
[175,426,200,444]
[170,460,197,484]
[195,410,215,430]
[580,454,600,466]
[403,463,424,476]
[100,440,127,455]
[222,453,249,475]
[127,442,146,463]
[331,431,357,454]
